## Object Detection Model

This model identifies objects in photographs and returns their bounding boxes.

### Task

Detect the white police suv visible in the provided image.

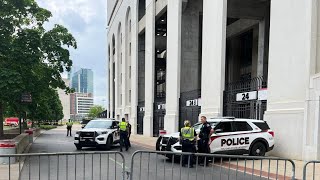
[156,117,274,156]
[74,119,120,150]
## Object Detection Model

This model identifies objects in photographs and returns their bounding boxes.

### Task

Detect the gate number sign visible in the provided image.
[186,98,202,107]
[236,91,257,101]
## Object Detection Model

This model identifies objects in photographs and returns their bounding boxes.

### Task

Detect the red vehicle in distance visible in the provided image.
[4,117,32,127]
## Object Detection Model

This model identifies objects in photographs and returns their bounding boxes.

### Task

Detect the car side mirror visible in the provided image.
[215,129,223,133]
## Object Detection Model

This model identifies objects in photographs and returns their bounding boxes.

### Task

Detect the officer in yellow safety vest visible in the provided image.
[66,120,73,137]
[119,118,129,152]
[179,120,196,168]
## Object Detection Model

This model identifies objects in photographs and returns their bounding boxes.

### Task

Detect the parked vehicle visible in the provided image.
[74,119,120,150]
[156,117,274,157]
[4,117,19,127]
[4,117,32,127]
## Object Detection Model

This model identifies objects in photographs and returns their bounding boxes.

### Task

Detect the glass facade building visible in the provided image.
[71,69,94,95]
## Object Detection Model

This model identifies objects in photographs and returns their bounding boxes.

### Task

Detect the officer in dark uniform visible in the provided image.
[126,120,132,147]
[198,116,213,165]
[180,120,196,168]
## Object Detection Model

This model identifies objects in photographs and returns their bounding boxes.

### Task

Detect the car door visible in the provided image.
[112,121,120,141]
[210,121,238,153]
[230,121,254,152]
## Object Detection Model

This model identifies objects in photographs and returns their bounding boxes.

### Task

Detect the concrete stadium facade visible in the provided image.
[107,0,320,161]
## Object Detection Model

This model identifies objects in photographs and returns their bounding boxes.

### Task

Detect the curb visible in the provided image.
[22,128,44,154]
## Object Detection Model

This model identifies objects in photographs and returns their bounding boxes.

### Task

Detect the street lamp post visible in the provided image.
[20,93,32,134]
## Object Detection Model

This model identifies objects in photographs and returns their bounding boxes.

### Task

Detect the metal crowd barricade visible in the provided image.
[303,161,320,180]
[0,151,126,180]
[130,150,296,180]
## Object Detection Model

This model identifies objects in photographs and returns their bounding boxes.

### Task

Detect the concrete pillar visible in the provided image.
[303,0,320,160]
[265,0,314,160]
[201,0,227,118]
[109,42,114,119]
[114,37,120,118]
[252,21,265,78]
[164,0,182,134]
[257,21,265,78]
[143,0,155,137]
[130,0,139,134]
[122,24,127,115]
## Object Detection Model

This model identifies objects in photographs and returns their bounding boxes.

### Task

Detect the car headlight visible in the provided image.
[76,131,80,134]
[101,131,107,135]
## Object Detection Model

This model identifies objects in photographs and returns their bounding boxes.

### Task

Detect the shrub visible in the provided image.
[39,125,57,130]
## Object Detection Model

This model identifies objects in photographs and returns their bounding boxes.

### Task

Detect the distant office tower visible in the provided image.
[71,68,94,95]
[70,93,94,121]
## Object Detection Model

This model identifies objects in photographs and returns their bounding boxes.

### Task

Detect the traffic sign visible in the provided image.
[21,93,32,103]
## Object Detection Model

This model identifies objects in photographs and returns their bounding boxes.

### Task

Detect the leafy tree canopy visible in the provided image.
[0,0,77,136]
[88,105,105,119]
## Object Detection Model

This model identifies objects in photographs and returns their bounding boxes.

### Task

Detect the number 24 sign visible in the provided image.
[236,91,257,101]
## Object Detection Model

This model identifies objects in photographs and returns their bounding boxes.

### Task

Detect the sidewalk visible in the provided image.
[130,134,158,150]
[0,127,45,180]
[129,134,318,180]
[0,142,33,180]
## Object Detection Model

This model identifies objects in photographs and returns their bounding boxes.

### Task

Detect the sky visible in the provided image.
[36,0,109,109]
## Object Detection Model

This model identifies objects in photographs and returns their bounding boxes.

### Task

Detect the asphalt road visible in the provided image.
[18,127,266,180]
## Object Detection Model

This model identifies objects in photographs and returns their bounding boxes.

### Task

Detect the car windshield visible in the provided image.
[84,121,113,129]
[80,120,90,124]
[193,122,218,131]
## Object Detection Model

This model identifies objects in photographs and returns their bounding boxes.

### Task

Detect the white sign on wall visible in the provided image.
[139,107,145,112]
[186,99,198,106]
[258,89,268,100]
[236,91,257,101]
[157,104,166,110]
[186,98,202,107]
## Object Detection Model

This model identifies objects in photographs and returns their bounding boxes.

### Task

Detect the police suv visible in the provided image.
[156,117,274,156]
[74,119,120,150]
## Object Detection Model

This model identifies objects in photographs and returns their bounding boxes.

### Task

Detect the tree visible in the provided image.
[88,105,104,119]
[27,88,64,124]
[0,0,77,136]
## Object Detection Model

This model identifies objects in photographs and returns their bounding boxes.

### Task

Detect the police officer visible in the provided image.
[198,116,213,165]
[66,120,73,137]
[180,120,196,168]
[126,120,132,147]
[119,118,129,152]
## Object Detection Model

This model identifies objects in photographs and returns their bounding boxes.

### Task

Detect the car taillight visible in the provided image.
[210,136,220,144]
[268,131,274,137]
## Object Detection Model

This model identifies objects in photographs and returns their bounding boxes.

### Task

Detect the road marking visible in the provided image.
[109,157,129,170]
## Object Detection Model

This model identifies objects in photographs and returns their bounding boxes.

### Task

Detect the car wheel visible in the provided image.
[76,145,82,150]
[105,136,112,150]
[156,136,162,151]
[250,142,266,156]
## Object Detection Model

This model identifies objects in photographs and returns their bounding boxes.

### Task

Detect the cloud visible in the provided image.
[37,0,109,107]
[37,0,101,24]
